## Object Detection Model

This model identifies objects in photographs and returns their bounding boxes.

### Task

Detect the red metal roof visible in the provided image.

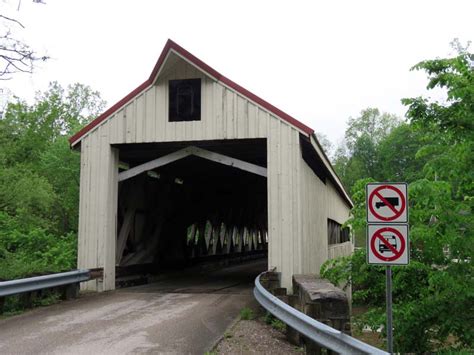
[69,39,314,145]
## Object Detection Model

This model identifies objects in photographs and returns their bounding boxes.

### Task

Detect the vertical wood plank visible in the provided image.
[97,129,106,273]
[125,103,134,143]
[248,103,257,138]
[214,83,224,139]
[236,96,247,139]
[103,147,118,290]
[225,89,234,139]
[145,87,156,142]
[77,137,88,288]
[155,83,166,141]
[108,113,117,144]
[135,94,144,142]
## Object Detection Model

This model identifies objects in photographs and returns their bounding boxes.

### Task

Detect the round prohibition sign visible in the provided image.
[370,226,406,262]
[369,185,406,222]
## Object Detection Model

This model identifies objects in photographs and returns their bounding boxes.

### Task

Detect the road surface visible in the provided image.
[0,260,266,354]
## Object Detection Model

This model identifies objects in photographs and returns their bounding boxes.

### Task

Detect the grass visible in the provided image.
[223,331,233,339]
[263,311,286,332]
[240,307,255,320]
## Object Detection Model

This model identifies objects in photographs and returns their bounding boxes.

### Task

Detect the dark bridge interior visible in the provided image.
[114,139,268,278]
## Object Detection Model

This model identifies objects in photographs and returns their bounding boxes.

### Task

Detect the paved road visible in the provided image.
[0,260,266,355]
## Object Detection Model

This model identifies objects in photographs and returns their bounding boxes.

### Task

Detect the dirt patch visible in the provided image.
[351,305,385,349]
[214,317,302,354]
[214,305,387,354]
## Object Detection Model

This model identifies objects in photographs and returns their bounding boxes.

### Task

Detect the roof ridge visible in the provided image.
[69,39,314,146]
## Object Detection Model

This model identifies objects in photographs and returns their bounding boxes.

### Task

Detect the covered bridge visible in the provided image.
[69,40,353,292]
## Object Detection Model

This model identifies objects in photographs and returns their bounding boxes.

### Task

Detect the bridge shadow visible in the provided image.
[119,258,267,295]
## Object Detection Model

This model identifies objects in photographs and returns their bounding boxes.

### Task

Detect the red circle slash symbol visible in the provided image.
[370,227,406,262]
[369,185,406,221]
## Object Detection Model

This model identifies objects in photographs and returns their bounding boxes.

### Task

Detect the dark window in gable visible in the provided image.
[169,79,201,122]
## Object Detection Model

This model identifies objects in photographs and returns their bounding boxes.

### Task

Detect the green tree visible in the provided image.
[345,108,400,153]
[0,82,104,233]
[375,123,427,182]
[323,42,474,352]
[0,82,105,280]
[334,108,400,190]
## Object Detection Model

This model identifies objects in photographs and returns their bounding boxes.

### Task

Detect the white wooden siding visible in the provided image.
[95,61,270,145]
[78,126,118,291]
[298,156,351,277]
[328,242,353,260]
[77,56,350,291]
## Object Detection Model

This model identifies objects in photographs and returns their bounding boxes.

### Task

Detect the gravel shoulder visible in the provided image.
[213,305,387,354]
[214,311,303,354]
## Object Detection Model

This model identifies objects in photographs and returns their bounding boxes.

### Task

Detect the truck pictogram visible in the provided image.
[375,197,399,209]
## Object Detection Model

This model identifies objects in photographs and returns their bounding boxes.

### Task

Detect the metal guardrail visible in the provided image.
[0,270,90,297]
[254,273,388,355]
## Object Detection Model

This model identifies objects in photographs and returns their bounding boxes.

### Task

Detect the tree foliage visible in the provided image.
[333,108,401,189]
[322,43,474,352]
[0,82,104,280]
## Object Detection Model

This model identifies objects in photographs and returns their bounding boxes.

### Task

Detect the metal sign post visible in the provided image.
[386,266,393,353]
[366,182,409,354]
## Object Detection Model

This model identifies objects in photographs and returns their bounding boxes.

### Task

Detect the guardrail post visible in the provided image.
[0,296,4,313]
[259,271,280,292]
[303,303,324,355]
[287,294,302,345]
[20,292,33,309]
[61,283,80,300]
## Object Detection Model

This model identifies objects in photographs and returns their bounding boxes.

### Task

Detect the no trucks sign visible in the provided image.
[366,182,408,223]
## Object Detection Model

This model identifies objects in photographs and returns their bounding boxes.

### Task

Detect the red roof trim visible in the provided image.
[69,80,150,145]
[69,39,314,145]
[148,40,224,83]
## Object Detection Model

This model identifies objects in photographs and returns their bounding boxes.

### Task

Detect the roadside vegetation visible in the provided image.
[0,82,105,282]
[321,41,473,352]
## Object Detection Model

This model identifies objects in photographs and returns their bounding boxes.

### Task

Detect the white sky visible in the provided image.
[2,0,473,147]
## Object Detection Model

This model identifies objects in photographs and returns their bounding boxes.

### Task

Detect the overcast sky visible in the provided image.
[2,0,473,146]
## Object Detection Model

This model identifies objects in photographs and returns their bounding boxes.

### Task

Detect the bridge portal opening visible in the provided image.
[114,139,268,279]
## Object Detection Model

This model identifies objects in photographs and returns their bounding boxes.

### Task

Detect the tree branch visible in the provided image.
[0,12,48,79]
[0,14,25,28]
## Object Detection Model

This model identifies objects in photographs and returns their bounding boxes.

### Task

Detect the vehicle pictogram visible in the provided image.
[367,224,409,265]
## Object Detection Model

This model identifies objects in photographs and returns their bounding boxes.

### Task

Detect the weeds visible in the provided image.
[224,331,233,339]
[1,290,62,316]
[240,307,255,320]
[263,311,287,332]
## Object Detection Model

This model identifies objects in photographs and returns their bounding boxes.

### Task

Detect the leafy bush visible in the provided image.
[263,312,287,332]
[0,211,76,280]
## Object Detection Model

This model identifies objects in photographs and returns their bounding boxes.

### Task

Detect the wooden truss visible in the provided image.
[118,146,267,182]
